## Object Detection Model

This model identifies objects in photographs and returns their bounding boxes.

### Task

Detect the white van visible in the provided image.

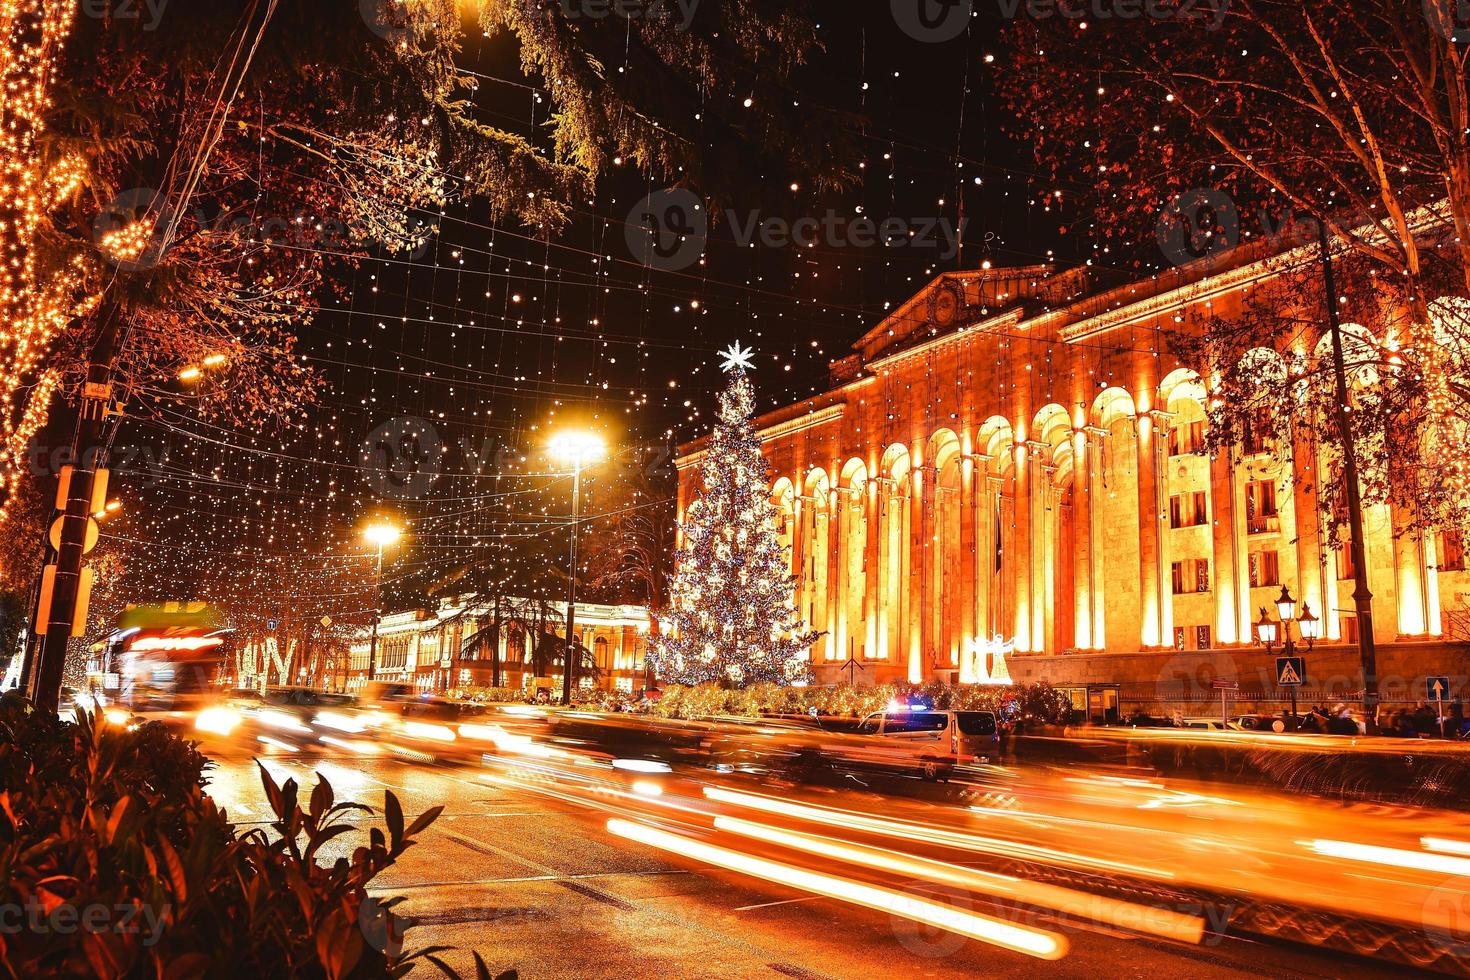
[844,709,1000,780]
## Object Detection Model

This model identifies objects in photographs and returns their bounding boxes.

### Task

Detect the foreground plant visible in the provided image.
[0,693,508,977]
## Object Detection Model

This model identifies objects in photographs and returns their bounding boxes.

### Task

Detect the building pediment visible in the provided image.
[845,264,1087,368]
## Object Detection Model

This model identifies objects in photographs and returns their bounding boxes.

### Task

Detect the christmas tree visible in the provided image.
[650,344,817,687]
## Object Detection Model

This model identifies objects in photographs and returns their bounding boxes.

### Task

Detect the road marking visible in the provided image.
[381,869,691,893]
[735,897,823,912]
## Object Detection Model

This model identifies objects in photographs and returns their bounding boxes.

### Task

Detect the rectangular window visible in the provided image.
[1336,533,1358,580]
[1247,480,1278,533]
[1171,558,1210,594]
[1440,531,1466,572]
[1173,626,1186,650]
[1249,550,1280,588]
[1195,625,1212,650]
[1170,420,1205,456]
[1243,406,1272,455]
[1169,490,1208,529]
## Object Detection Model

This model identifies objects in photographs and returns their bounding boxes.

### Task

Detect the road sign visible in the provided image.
[1210,678,1238,690]
[1276,657,1305,686]
[1428,676,1453,702]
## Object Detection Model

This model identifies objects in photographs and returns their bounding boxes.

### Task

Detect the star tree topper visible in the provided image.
[719,341,756,373]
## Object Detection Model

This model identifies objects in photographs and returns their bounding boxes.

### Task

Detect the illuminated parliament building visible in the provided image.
[676,248,1468,719]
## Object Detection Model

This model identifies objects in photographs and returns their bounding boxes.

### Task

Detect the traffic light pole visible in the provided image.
[31,302,124,710]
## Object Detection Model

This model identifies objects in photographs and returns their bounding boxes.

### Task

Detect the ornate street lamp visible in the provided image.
[1255,583,1317,721]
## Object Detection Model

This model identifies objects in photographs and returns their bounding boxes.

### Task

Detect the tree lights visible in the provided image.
[650,350,817,688]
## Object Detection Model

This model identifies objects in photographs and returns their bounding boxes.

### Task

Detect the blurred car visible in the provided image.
[846,709,1000,780]
[1180,717,1245,732]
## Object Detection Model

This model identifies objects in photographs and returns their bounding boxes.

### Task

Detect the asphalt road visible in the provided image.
[202,749,1425,979]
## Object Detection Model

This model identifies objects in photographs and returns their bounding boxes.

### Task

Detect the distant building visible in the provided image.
[340,598,652,696]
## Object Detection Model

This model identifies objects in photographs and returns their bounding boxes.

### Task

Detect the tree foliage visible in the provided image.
[1,0,857,523]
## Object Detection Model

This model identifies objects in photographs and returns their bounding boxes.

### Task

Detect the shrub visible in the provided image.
[0,693,505,978]
[642,681,1072,725]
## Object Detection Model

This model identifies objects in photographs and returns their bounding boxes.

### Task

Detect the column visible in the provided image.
[1289,428,1326,630]
[1043,476,1060,655]
[976,473,999,655]
[1013,443,1032,653]
[1391,501,1428,636]
[1028,450,1051,654]
[1087,427,1107,648]
[864,474,880,660]
[825,473,841,661]
[1151,412,1173,647]
[1210,451,1250,644]
[1137,414,1163,648]
[960,453,979,677]
[908,465,924,682]
[1072,429,1093,650]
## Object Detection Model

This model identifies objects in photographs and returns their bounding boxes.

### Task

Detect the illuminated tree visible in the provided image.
[650,347,816,688]
[1,0,857,524]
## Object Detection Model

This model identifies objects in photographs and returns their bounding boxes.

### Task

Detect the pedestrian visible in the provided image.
[1412,703,1438,737]
[1445,702,1465,739]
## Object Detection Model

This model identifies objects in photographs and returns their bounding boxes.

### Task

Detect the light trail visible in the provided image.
[704,787,1172,880]
[1304,839,1470,877]
[606,818,1069,961]
[712,816,1205,944]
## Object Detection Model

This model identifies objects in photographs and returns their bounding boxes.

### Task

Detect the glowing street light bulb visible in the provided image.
[548,430,606,469]
[362,522,401,548]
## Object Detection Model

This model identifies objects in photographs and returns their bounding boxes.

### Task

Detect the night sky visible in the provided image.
[106,3,1128,605]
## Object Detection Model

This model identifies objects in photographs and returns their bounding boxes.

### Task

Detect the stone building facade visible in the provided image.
[340,598,652,696]
[676,253,1470,719]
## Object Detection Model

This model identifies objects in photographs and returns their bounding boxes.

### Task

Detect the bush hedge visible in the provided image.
[0,693,503,978]
[647,681,1073,725]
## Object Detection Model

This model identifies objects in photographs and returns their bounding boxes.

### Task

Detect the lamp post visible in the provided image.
[549,430,605,705]
[362,522,400,687]
[1254,584,1320,722]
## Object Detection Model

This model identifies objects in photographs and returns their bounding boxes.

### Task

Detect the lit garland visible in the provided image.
[650,353,816,688]
[0,0,83,525]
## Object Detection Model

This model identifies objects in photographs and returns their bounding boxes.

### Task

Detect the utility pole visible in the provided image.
[30,302,124,709]
[1318,223,1379,730]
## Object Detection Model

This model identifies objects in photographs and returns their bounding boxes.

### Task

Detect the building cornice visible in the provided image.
[677,403,844,471]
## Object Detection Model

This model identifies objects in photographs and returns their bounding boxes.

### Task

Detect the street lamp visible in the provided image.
[362,521,400,686]
[1255,583,1317,721]
[549,430,605,705]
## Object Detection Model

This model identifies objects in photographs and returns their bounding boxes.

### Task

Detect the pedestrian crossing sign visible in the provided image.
[1276,657,1304,686]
